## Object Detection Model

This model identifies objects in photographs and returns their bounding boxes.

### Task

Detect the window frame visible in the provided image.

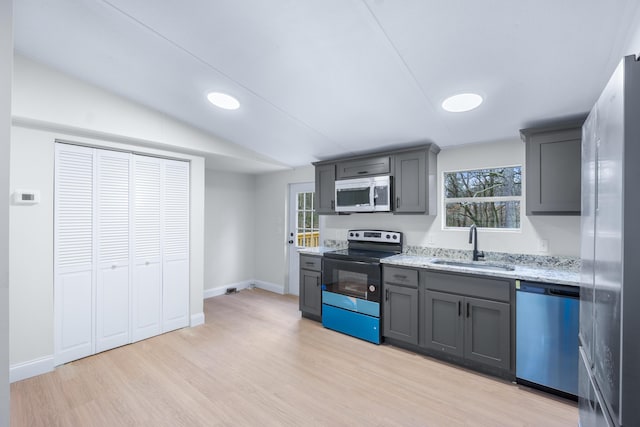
[441,164,523,232]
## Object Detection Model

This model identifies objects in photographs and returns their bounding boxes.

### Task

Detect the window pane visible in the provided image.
[297,193,304,209]
[298,212,304,229]
[445,201,520,228]
[305,193,312,210]
[445,167,522,199]
[312,211,318,230]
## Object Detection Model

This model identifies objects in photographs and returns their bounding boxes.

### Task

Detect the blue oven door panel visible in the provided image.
[322,291,379,317]
[322,304,380,344]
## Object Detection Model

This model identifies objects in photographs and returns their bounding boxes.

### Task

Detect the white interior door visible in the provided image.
[95,149,131,353]
[162,159,190,333]
[287,182,317,296]
[54,144,95,365]
[131,155,163,342]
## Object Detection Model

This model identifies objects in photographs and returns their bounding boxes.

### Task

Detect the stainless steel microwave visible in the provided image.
[334,176,391,212]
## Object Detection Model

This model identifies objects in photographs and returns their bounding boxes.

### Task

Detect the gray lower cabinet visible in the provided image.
[423,290,464,357]
[383,284,419,345]
[520,124,582,215]
[314,163,336,214]
[463,296,510,370]
[299,255,322,320]
[421,271,512,372]
[383,266,419,345]
[423,290,510,370]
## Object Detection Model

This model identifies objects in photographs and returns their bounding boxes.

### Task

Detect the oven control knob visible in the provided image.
[369,285,376,293]
[392,235,397,240]
[349,232,354,237]
[386,234,390,239]
[355,233,360,237]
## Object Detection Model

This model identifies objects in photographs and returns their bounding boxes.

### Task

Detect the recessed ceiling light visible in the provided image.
[207,92,240,110]
[442,93,483,113]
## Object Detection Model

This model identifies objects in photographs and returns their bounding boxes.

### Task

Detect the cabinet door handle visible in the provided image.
[393,274,407,280]
[357,170,368,175]
[466,302,470,318]
[385,289,389,301]
[396,197,400,209]
[305,262,315,266]
[458,301,461,316]
[331,200,335,210]
[316,277,320,287]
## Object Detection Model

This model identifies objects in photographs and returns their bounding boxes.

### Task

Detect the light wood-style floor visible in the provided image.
[11,289,577,426]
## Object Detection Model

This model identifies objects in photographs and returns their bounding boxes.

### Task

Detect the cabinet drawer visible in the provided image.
[423,271,511,302]
[336,156,391,179]
[383,266,418,288]
[300,255,322,271]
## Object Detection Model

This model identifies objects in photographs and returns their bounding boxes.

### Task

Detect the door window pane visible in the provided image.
[295,191,319,247]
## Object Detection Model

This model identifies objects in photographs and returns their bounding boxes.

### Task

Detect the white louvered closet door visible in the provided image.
[132,155,163,342]
[162,159,190,332]
[54,144,95,365]
[95,149,131,353]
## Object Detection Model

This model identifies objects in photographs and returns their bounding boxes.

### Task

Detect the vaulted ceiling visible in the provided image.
[13,1,640,171]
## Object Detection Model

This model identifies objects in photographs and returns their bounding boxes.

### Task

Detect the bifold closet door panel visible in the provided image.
[54,144,95,365]
[132,155,163,342]
[162,159,190,332]
[95,149,131,353]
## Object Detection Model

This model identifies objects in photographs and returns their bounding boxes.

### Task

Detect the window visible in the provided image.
[297,191,319,247]
[444,166,522,229]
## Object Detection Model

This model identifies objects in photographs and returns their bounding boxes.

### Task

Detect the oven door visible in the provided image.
[322,257,381,303]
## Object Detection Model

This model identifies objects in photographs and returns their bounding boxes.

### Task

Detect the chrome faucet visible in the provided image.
[469,224,485,262]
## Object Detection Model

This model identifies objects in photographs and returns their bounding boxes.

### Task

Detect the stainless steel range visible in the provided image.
[322,229,403,344]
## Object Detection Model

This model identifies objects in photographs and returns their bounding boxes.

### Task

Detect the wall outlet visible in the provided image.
[538,239,549,253]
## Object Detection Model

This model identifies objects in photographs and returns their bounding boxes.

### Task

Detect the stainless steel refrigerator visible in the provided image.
[579,54,640,427]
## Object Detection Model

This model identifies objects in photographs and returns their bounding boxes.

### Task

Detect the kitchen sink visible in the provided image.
[431,259,515,271]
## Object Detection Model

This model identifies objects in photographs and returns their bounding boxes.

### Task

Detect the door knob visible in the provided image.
[288,240,294,244]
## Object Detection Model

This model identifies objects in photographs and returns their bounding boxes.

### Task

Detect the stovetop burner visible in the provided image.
[324,229,403,262]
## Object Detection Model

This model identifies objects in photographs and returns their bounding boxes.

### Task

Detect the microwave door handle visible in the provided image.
[370,183,376,208]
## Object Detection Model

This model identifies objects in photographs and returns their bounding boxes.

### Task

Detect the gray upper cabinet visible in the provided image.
[299,254,322,320]
[336,155,390,179]
[314,163,336,214]
[521,124,582,215]
[394,148,437,214]
[313,144,439,215]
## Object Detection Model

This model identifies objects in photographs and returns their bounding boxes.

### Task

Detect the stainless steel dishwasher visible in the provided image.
[516,281,579,398]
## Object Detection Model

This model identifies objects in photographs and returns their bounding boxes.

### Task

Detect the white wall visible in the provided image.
[324,140,581,257]
[12,55,285,174]
[204,170,256,293]
[9,57,206,372]
[1,0,13,424]
[254,166,315,289]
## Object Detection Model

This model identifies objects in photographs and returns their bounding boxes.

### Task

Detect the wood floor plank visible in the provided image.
[11,289,577,426]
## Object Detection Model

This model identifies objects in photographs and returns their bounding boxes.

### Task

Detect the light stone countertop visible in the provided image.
[297,246,335,255]
[382,254,580,287]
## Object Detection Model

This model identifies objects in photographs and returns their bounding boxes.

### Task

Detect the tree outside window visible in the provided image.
[444,166,522,229]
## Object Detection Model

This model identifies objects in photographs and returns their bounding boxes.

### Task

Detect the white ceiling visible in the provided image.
[13,1,640,171]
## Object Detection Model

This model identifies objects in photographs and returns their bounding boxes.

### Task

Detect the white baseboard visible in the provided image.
[203,280,254,299]
[10,355,54,383]
[190,312,205,327]
[254,280,285,295]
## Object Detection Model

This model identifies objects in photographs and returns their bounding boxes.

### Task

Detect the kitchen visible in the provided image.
[3,1,640,426]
